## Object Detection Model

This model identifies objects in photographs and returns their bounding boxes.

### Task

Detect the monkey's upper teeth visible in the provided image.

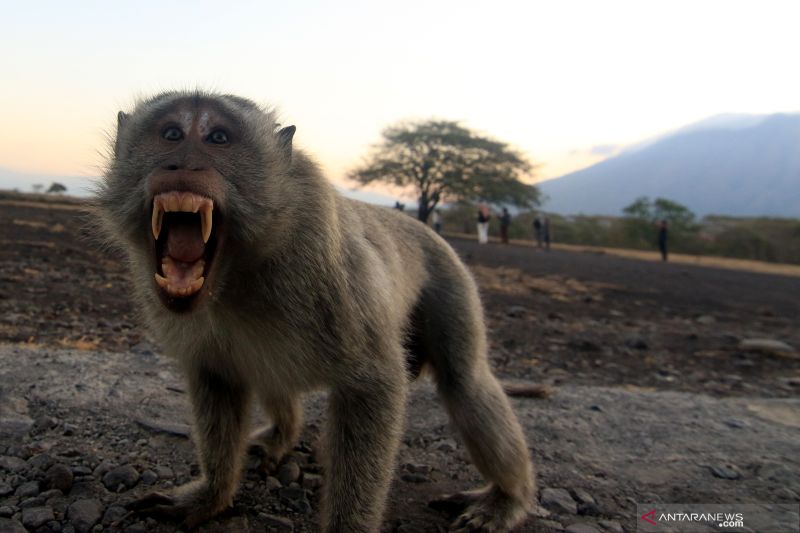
[151,191,214,242]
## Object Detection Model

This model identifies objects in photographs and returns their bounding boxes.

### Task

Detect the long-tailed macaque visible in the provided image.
[95,91,535,531]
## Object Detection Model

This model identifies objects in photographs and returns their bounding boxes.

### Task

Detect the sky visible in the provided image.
[2,0,800,198]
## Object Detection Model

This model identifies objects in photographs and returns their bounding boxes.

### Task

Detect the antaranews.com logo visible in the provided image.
[636,504,799,532]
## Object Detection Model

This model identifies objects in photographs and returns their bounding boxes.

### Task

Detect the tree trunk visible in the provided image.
[417,193,430,222]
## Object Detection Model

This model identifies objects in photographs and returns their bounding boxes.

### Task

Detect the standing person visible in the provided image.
[477,204,490,244]
[500,208,512,244]
[533,216,543,248]
[432,209,443,234]
[657,220,668,261]
[542,216,551,251]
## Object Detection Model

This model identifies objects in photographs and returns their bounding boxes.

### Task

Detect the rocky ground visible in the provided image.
[1,195,799,532]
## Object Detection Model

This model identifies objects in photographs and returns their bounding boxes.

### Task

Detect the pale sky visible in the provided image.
[2,0,800,197]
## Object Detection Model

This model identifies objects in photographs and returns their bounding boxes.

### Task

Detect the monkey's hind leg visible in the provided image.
[423,281,536,531]
[249,394,303,470]
[128,366,251,529]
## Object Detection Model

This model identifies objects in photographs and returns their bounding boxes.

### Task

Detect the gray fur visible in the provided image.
[95,90,535,531]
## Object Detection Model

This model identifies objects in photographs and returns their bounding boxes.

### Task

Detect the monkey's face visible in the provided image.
[104,95,282,313]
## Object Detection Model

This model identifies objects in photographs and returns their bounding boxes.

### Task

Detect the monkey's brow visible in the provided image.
[145,100,248,130]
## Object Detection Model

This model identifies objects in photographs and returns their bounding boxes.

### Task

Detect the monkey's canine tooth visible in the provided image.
[154,273,169,288]
[200,203,213,243]
[152,201,164,240]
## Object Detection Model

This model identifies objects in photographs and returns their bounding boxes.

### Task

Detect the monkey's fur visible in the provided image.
[95,91,535,531]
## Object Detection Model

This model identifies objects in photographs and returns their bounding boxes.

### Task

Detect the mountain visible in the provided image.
[539,113,800,217]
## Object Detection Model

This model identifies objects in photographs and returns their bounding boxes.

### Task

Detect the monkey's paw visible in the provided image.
[433,486,530,532]
[248,425,293,472]
[126,481,230,529]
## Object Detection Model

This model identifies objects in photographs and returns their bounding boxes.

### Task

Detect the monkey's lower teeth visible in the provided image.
[155,256,205,297]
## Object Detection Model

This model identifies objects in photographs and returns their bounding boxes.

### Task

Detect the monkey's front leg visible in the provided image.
[322,374,407,533]
[128,366,250,529]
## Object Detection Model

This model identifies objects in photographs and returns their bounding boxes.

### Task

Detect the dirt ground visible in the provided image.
[1,195,799,532]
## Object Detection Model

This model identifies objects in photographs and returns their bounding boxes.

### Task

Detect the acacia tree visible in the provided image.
[349,120,539,222]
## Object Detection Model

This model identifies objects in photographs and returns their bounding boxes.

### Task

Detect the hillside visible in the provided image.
[539,113,800,217]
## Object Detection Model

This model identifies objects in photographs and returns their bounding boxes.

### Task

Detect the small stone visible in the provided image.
[541,488,578,515]
[92,461,114,479]
[436,439,457,452]
[276,462,301,486]
[259,513,294,531]
[0,483,12,497]
[506,305,528,318]
[140,470,158,485]
[696,315,716,325]
[19,496,46,509]
[153,465,173,479]
[21,507,55,529]
[102,505,128,526]
[278,486,311,514]
[570,488,595,506]
[404,463,432,474]
[45,464,74,492]
[709,464,742,480]
[15,480,40,498]
[124,522,147,533]
[31,416,58,433]
[0,456,27,472]
[27,454,55,472]
[598,519,624,533]
[102,465,140,492]
[0,507,14,518]
[740,339,796,357]
[265,476,282,491]
[624,337,648,350]
[565,524,601,533]
[71,466,92,477]
[724,418,747,429]
[0,518,26,533]
[67,498,104,533]
[301,473,322,490]
[539,519,564,530]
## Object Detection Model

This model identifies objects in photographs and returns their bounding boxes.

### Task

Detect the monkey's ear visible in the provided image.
[117,111,129,129]
[277,125,296,159]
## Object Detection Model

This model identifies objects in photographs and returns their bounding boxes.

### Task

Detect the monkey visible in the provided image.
[93,91,535,531]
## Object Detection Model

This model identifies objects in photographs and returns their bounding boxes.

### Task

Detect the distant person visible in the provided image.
[500,208,511,244]
[394,201,405,211]
[542,217,551,251]
[477,204,491,244]
[658,219,668,261]
[432,209,443,234]
[533,217,543,248]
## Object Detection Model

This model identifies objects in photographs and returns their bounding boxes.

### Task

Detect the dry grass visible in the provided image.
[446,232,800,278]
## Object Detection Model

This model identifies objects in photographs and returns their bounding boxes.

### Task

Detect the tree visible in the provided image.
[623,196,695,229]
[46,182,67,194]
[622,196,699,251]
[349,120,539,222]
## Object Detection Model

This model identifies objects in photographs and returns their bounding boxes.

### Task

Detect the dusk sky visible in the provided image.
[2,1,799,197]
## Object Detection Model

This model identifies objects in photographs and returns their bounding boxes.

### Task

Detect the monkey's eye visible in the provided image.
[162,127,184,141]
[207,130,229,145]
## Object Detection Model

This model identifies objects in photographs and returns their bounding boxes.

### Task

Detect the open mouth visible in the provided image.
[151,191,217,304]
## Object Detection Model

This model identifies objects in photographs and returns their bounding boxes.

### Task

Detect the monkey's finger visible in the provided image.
[125,492,175,511]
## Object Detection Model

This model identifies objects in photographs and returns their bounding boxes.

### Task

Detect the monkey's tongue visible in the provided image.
[154,223,207,298]
[165,223,206,263]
